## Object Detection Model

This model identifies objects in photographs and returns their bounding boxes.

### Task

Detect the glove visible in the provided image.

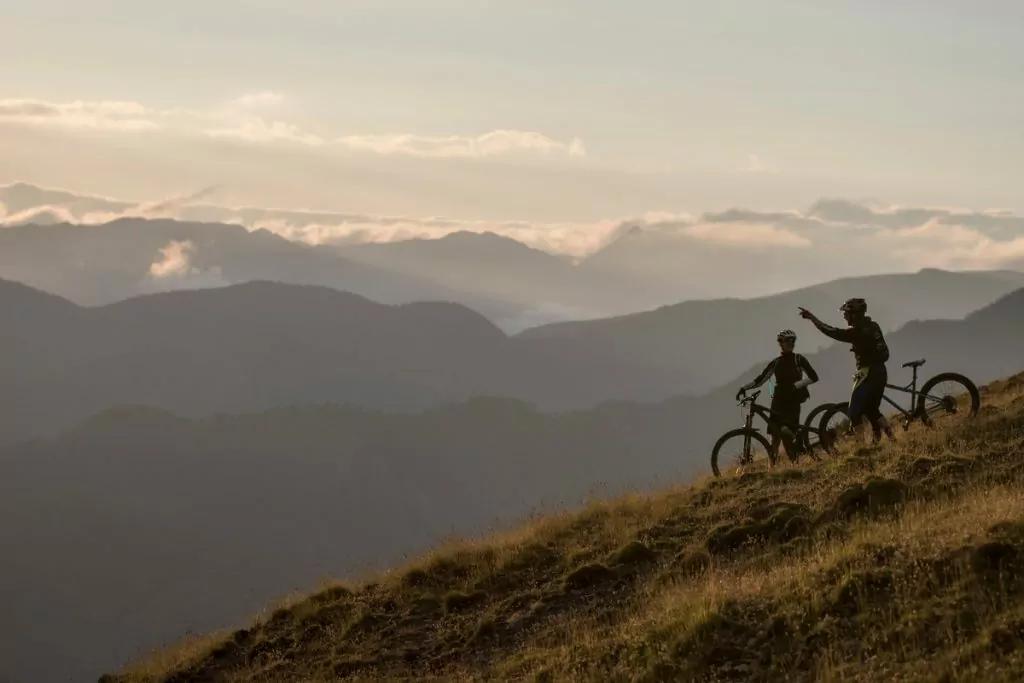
[793,377,812,390]
[735,388,747,401]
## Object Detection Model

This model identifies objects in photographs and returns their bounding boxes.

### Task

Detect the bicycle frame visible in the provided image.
[880,364,921,420]
[848,363,949,429]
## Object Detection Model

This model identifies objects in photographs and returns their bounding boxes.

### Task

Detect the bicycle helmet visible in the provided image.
[777,329,797,343]
[839,297,867,316]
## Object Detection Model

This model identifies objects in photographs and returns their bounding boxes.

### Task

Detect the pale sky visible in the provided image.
[1,0,1022,221]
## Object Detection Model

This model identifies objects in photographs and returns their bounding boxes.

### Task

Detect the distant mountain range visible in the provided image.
[4,267,1023,449]
[0,216,527,322]
[3,285,1024,683]
[0,211,709,333]
[8,181,1024,335]
[0,278,693,448]
[518,267,1024,392]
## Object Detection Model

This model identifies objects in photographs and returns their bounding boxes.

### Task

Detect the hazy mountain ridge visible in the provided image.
[0,217,526,324]
[0,278,695,449]
[518,267,1024,393]
[3,266,1023,449]
[7,181,1024,333]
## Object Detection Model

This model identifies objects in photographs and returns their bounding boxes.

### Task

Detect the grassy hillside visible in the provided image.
[106,371,1024,682]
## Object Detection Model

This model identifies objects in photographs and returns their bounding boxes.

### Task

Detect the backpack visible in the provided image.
[869,321,890,363]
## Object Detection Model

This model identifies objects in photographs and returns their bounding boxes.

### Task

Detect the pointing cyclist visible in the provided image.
[736,329,819,469]
[799,298,895,443]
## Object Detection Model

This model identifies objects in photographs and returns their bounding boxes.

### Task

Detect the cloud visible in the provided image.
[681,221,811,248]
[6,182,1024,275]
[149,240,196,278]
[1,205,78,226]
[0,184,221,227]
[0,98,159,131]
[741,153,778,174]
[335,130,587,159]
[233,91,285,107]
[205,119,326,146]
[872,219,1024,270]
[128,186,223,218]
[0,94,586,160]
[144,240,231,292]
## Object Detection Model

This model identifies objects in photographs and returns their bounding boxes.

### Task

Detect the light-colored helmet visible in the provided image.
[777,329,797,343]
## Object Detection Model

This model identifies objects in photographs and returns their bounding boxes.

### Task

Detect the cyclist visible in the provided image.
[735,329,819,469]
[799,298,895,443]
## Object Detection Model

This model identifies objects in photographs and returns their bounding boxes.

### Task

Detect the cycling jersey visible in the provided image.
[811,316,889,369]
[742,351,819,402]
[740,352,818,445]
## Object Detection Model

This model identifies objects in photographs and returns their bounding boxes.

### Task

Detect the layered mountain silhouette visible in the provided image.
[337,231,614,328]
[0,218,524,323]
[3,287,1024,683]
[520,268,1024,393]
[0,214,749,332]
[4,267,1024,449]
[0,278,692,449]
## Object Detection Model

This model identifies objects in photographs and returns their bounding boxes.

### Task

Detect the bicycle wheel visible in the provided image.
[804,402,834,435]
[818,402,852,446]
[801,402,835,453]
[917,372,980,427]
[710,428,774,477]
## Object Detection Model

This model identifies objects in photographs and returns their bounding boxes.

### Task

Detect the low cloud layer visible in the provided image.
[335,130,587,159]
[0,94,586,161]
[4,183,1024,277]
[0,99,158,131]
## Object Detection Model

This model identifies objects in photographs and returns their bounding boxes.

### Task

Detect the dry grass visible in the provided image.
[104,371,1024,683]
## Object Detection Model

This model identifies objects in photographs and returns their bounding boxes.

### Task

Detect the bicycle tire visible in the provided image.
[917,372,981,425]
[710,428,774,478]
[804,402,834,435]
[801,402,835,454]
[818,401,851,445]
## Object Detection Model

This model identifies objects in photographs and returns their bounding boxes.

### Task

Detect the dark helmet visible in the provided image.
[777,328,797,343]
[839,298,867,316]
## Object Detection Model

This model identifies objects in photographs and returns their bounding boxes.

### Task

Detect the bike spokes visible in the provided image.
[822,408,852,443]
[919,377,979,427]
[725,433,769,470]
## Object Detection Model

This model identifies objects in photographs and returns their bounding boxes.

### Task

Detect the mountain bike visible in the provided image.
[817,358,980,443]
[710,390,839,477]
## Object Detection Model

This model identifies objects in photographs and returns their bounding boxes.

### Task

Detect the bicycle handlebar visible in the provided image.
[738,390,761,405]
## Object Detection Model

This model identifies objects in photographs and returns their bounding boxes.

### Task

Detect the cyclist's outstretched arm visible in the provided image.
[810,317,857,343]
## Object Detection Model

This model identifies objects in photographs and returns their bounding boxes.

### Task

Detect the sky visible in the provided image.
[1,1,1022,225]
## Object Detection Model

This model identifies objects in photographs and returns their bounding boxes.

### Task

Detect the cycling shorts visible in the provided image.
[768,395,801,439]
[850,363,887,426]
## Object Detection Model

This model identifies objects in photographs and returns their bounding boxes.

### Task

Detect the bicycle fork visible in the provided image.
[743,409,755,464]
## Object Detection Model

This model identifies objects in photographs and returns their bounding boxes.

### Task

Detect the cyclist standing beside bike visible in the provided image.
[799,298,895,443]
[736,329,819,468]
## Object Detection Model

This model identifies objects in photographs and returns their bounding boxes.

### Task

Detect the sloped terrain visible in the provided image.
[106,371,1024,682]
